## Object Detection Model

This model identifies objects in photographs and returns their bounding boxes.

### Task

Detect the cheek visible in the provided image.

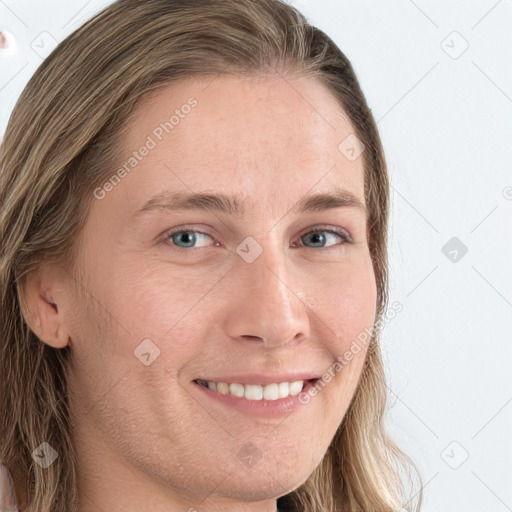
[117,266,222,341]
[82,261,228,376]
[312,258,377,350]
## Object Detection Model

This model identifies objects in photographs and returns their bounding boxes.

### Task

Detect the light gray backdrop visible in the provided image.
[1,1,511,510]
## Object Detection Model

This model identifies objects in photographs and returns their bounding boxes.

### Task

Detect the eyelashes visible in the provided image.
[162,225,353,251]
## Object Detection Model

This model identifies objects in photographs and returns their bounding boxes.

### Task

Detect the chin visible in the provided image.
[213,466,312,503]
[212,447,318,502]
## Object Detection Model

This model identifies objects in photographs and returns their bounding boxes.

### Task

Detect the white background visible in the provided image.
[1,1,511,510]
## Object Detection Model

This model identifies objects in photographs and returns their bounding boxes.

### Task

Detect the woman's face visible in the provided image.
[63,75,377,511]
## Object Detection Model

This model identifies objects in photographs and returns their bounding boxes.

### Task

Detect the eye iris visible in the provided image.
[173,231,196,248]
[305,232,326,247]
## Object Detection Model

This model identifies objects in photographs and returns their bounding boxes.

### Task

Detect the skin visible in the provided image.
[24,74,377,512]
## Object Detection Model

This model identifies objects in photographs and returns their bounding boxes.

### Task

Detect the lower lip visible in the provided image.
[192,380,318,418]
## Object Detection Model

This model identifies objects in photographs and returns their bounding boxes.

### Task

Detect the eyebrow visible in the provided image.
[134,187,366,218]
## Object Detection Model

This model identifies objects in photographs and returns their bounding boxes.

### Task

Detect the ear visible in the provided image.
[18,265,71,349]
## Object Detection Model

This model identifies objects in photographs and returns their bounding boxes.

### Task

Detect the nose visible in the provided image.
[223,236,311,349]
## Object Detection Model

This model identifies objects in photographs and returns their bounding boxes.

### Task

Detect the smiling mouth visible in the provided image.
[193,378,318,401]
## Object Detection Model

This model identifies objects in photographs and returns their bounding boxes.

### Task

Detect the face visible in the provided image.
[59,75,377,511]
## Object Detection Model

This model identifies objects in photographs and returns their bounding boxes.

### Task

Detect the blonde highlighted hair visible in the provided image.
[0,0,422,510]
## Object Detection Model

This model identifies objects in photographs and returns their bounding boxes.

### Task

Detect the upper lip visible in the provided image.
[195,372,321,385]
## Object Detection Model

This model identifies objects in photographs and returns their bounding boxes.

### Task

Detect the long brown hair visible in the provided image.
[0,1,422,510]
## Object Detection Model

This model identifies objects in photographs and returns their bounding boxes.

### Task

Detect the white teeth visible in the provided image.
[197,379,307,400]
[278,382,289,398]
[244,384,263,400]
[263,383,279,400]
[229,383,245,397]
[288,381,303,396]
[216,382,229,395]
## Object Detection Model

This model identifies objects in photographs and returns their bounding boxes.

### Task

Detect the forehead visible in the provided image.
[114,74,365,215]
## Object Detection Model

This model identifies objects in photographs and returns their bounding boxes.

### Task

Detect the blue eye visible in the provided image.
[299,229,352,249]
[167,229,214,249]
[163,226,352,250]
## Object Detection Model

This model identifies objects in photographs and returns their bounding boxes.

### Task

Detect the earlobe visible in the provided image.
[18,270,71,349]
